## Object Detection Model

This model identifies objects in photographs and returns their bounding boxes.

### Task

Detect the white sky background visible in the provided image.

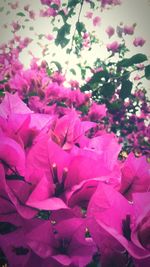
[0,0,150,96]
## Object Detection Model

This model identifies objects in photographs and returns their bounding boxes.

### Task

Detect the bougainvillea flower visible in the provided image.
[65,153,121,190]
[0,213,31,267]
[123,25,135,35]
[133,37,146,47]
[87,183,150,259]
[120,152,150,201]
[0,136,25,176]
[131,192,150,252]
[107,41,120,52]
[0,110,55,151]
[51,218,95,267]
[93,16,101,27]
[105,26,115,38]
[26,134,71,180]
[50,110,95,150]
[87,133,121,169]
[0,92,32,119]
[85,11,93,19]
[66,178,103,217]
[0,213,61,267]
[26,172,68,210]
[25,215,94,267]
[88,102,107,121]
[0,163,37,219]
[26,136,71,210]
[134,257,150,267]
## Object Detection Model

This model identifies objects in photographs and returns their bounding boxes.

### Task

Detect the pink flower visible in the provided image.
[51,71,65,85]
[41,0,60,5]
[89,103,107,121]
[40,7,57,17]
[24,4,30,11]
[41,0,52,5]
[85,11,93,19]
[93,16,101,27]
[134,74,141,81]
[106,26,115,38]
[83,32,89,39]
[87,183,150,260]
[8,1,18,9]
[0,92,32,118]
[133,37,146,47]
[45,34,54,41]
[101,0,121,8]
[120,153,150,201]
[69,80,79,89]
[123,25,135,35]
[107,41,120,52]
[29,10,36,20]
[11,21,21,32]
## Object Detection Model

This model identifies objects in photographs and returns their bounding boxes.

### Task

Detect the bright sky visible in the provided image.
[0,0,150,95]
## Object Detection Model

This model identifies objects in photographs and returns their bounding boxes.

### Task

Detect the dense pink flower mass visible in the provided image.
[0,91,149,266]
[0,0,150,266]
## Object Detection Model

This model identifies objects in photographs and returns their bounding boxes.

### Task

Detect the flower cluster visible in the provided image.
[0,92,150,267]
[0,1,150,265]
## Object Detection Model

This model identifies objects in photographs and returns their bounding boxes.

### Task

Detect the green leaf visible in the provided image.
[0,222,18,235]
[56,101,67,107]
[0,90,4,97]
[16,12,26,17]
[51,61,62,71]
[122,71,130,80]
[145,65,150,80]
[80,70,109,92]
[0,79,8,84]
[55,23,71,48]
[70,68,76,75]
[55,37,70,48]
[38,34,44,39]
[66,48,71,54]
[131,53,147,64]
[89,70,109,84]
[37,210,51,220]
[0,7,4,12]
[118,53,147,68]
[58,10,67,22]
[101,82,116,98]
[76,22,85,34]
[89,2,95,9]
[53,27,59,32]
[80,84,90,92]
[119,80,133,99]
[50,3,59,9]
[67,0,81,8]
[78,105,89,115]
[107,101,122,114]
[46,67,53,76]
[29,26,34,31]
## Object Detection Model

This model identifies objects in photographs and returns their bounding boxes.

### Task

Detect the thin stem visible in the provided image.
[65,0,84,75]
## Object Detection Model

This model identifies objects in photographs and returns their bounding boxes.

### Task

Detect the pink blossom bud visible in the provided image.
[85,11,93,19]
[133,37,146,47]
[106,26,115,38]
[107,41,120,52]
[123,25,134,35]
[93,16,101,27]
